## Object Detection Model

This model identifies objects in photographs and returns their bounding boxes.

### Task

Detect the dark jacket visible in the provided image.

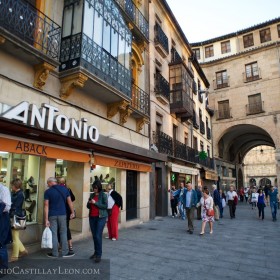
[87,191,108,218]
[213,189,221,206]
[0,202,12,248]
[10,189,25,217]
[110,190,123,210]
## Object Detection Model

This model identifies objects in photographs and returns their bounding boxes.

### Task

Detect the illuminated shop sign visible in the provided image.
[1,102,99,142]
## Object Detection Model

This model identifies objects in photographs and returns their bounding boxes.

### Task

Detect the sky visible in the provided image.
[166,0,280,42]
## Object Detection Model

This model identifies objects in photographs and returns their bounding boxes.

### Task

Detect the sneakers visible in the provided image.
[46,253,58,258]
[105,236,110,239]
[63,252,75,258]
[112,238,117,241]
[69,246,74,253]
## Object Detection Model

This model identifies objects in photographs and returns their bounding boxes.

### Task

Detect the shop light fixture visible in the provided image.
[0,151,9,154]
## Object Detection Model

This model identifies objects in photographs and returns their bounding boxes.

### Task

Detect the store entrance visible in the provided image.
[126,170,137,220]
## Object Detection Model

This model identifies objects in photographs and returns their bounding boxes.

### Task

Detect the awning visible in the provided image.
[170,163,199,175]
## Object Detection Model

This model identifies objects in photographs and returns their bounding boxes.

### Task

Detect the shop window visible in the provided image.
[90,165,117,191]
[0,152,40,224]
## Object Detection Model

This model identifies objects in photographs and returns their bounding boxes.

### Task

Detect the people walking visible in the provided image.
[0,175,12,272]
[197,188,214,235]
[226,185,238,219]
[219,189,226,218]
[212,184,220,221]
[58,178,76,253]
[239,188,245,202]
[268,186,278,222]
[257,189,266,220]
[177,181,186,220]
[244,187,249,203]
[44,177,75,258]
[169,185,178,218]
[250,187,259,210]
[87,180,108,263]
[184,183,198,234]
[9,178,28,262]
[106,183,123,241]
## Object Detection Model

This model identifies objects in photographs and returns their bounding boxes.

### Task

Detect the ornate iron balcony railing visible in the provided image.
[60,33,131,97]
[115,0,149,40]
[131,83,150,116]
[0,0,61,60]
[154,23,169,54]
[155,72,170,100]
[214,77,230,89]
[155,131,173,156]
[243,68,261,83]
[216,108,232,120]
[174,140,187,160]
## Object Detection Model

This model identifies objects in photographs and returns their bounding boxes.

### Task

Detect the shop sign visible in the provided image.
[1,102,99,142]
[205,171,218,181]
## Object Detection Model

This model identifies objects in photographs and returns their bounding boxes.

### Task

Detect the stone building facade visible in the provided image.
[191,17,280,190]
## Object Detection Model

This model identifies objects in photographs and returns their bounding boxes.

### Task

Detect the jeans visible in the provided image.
[228,200,236,218]
[170,199,178,217]
[271,202,277,220]
[219,205,223,218]
[89,217,106,257]
[178,202,185,220]
[49,215,68,257]
[258,203,265,219]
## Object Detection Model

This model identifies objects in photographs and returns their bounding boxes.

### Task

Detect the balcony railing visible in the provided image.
[131,83,150,116]
[154,23,169,56]
[155,131,173,156]
[246,101,264,115]
[174,140,187,159]
[0,0,61,61]
[115,0,149,40]
[171,47,182,64]
[170,91,193,118]
[155,72,170,101]
[243,69,261,83]
[216,108,231,120]
[207,127,211,140]
[200,119,205,135]
[213,77,230,89]
[60,33,131,97]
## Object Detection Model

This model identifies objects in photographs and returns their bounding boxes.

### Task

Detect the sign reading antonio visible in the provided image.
[1,102,99,143]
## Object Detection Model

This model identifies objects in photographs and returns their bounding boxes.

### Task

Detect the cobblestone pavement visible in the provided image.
[4,202,280,280]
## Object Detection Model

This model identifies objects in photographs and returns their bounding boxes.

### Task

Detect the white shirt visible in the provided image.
[251,192,259,202]
[226,190,237,201]
[0,183,12,212]
[107,190,115,209]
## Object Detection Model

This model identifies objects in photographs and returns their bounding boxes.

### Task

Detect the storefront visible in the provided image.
[169,163,199,187]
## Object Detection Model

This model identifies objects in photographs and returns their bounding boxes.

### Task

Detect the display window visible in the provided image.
[0,151,40,224]
[90,165,116,191]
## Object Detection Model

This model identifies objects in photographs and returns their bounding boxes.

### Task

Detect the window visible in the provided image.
[278,24,280,38]
[247,93,263,114]
[216,70,228,89]
[193,48,200,60]
[218,100,230,119]
[200,141,204,152]
[193,136,198,150]
[245,62,260,82]
[205,45,214,58]
[221,40,231,54]
[184,132,188,146]
[243,34,254,48]
[260,28,271,43]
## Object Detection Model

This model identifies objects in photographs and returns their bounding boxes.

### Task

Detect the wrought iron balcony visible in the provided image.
[154,23,169,57]
[214,77,230,89]
[0,0,61,63]
[171,47,182,64]
[246,101,264,115]
[60,33,131,98]
[155,72,170,104]
[131,83,150,117]
[207,127,211,140]
[115,0,149,40]
[154,131,173,156]
[200,120,205,135]
[216,108,232,120]
[243,69,261,83]
[174,140,187,159]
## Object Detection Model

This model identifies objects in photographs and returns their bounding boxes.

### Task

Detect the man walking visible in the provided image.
[212,184,220,221]
[226,185,238,219]
[268,186,278,222]
[0,175,12,273]
[44,177,75,258]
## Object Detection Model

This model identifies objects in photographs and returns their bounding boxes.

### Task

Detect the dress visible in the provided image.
[201,197,214,223]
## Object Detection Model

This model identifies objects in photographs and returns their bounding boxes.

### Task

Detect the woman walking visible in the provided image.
[257,189,266,220]
[197,188,214,235]
[9,178,28,262]
[87,180,108,263]
[169,185,178,218]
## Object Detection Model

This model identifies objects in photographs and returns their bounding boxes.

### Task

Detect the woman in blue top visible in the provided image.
[257,189,266,220]
[9,178,28,262]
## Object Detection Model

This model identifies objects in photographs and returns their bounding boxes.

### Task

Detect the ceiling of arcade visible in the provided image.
[217,124,275,164]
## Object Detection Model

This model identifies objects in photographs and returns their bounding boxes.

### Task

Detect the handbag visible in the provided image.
[11,212,26,230]
[206,209,215,217]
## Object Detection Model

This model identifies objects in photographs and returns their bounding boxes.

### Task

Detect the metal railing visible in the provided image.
[154,23,169,54]
[131,83,150,116]
[243,68,261,82]
[154,131,173,156]
[216,108,231,120]
[170,91,193,116]
[115,0,149,40]
[155,72,170,100]
[246,101,264,115]
[213,77,230,89]
[0,0,61,60]
[171,47,182,64]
